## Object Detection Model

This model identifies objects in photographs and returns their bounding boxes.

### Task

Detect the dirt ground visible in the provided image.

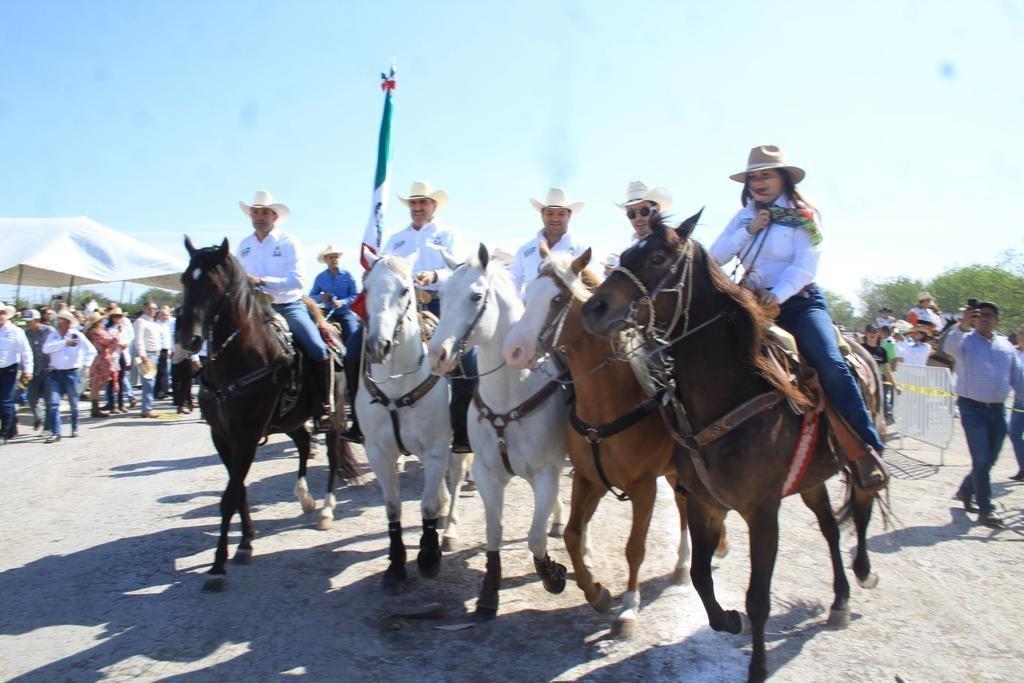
[1,399,1022,682]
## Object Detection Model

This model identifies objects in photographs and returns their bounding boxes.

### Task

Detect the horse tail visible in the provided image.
[332,429,360,482]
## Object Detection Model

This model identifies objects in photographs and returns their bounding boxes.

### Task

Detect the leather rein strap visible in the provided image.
[363,370,442,456]
[473,378,565,476]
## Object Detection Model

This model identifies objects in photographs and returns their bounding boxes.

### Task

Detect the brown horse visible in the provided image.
[581,213,883,682]
[502,251,728,638]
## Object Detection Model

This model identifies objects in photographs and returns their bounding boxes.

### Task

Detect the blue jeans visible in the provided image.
[273,300,329,361]
[0,364,19,439]
[46,368,81,436]
[957,398,1007,514]
[776,285,883,452]
[27,372,49,428]
[140,353,158,413]
[327,308,360,347]
[1010,403,1024,473]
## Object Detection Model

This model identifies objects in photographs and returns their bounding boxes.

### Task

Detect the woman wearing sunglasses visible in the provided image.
[617,180,673,239]
[709,145,888,491]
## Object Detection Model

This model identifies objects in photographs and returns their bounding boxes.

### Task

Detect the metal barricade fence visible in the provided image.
[892,365,956,464]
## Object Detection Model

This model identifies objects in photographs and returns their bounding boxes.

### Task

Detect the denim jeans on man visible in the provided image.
[26,372,49,429]
[956,397,1007,514]
[272,300,329,361]
[140,353,159,414]
[46,368,81,436]
[1008,403,1024,475]
[776,285,884,452]
[0,363,19,439]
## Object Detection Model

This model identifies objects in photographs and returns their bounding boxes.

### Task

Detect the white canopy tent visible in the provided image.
[0,217,187,298]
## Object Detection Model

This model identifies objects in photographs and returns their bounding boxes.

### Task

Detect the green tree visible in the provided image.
[929,265,1024,333]
[75,288,109,309]
[822,288,857,328]
[134,288,182,309]
[856,276,926,326]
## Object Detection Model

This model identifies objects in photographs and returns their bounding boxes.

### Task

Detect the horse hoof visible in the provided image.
[441,536,457,553]
[670,566,691,585]
[856,572,879,589]
[591,586,612,614]
[611,614,637,639]
[542,572,566,594]
[417,549,442,579]
[534,556,567,594]
[300,499,317,515]
[317,513,334,531]
[232,549,252,565]
[202,577,227,593]
[548,522,565,539]
[474,605,497,622]
[736,612,752,635]
[827,607,851,629]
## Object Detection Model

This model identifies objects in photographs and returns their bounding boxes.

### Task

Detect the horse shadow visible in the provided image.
[864,506,1024,555]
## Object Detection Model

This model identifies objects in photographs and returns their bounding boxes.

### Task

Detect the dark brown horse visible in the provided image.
[178,237,358,592]
[502,251,728,638]
[581,214,883,682]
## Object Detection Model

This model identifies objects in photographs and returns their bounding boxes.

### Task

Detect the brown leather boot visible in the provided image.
[853,448,889,492]
[91,401,109,418]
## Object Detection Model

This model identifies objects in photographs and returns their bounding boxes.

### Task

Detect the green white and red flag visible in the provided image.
[359,64,396,270]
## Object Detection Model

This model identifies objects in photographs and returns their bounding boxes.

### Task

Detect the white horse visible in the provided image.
[428,244,569,620]
[358,251,469,593]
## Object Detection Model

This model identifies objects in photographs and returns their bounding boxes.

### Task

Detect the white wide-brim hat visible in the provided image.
[729,145,805,184]
[917,291,934,302]
[398,181,448,212]
[317,244,343,263]
[615,180,673,213]
[56,310,79,327]
[530,187,583,214]
[0,304,16,318]
[239,190,291,223]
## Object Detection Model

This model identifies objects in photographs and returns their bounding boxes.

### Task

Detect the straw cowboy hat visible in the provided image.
[317,244,343,263]
[107,306,124,316]
[907,324,933,338]
[398,181,448,212]
[730,145,806,184]
[239,190,291,223]
[56,310,79,327]
[84,311,106,330]
[0,304,15,318]
[530,187,583,214]
[917,291,935,302]
[615,180,673,213]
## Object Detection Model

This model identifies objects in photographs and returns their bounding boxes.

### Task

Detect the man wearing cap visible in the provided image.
[944,301,1024,529]
[617,180,673,240]
[42,311,96,442]
[21,309,52,431]
[907,292,941,327]
[0,305,33,445]
[236,190,334,432]
[511,188,588,302]
[310,244,360,345]
[876,307,897,329]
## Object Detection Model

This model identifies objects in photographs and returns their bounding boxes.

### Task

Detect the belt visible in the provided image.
[958,396,1005,409]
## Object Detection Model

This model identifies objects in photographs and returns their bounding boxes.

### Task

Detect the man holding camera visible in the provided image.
[42,311,97,443]
[943,300,1024,529]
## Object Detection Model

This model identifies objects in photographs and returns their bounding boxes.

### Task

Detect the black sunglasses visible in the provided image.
[626,206,656,219]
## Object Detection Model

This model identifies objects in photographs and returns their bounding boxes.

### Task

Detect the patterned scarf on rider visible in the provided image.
[767,206,822,246]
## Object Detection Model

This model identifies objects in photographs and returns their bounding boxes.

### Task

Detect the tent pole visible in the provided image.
[67,275,74,306]
[15,265,23,307]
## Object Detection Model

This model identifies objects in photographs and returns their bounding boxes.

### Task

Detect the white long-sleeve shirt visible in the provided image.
[0,321,33,374]
[709,195,821,305]
[106,317,134,362]
[510,229,587,302]
[134,315,162,355]
[42,329,96,370]
[382,221,466,292]
[236,229,308,305]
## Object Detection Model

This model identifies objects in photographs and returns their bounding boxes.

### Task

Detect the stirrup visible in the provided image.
[853,451,889,492]
[313,408,333,434]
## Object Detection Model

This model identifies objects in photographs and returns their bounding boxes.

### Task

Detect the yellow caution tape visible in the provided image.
[898,383,956,398]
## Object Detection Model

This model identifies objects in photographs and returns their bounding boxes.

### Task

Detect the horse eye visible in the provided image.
[651,253,667,266]
[471,292,483,302]
[400,287,409,296]
[553,295,567,305]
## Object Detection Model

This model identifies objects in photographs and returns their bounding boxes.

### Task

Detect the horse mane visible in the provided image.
[542,253,595,302]
[647,216,812,410]
[379,254,413,281]
[210,252,281,362]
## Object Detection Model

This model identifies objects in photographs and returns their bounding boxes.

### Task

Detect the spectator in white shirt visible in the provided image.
[103,306,133,412]
[155,307,174,399]
[875,307,897,329]
[0,305,33,445]
[134,302,163,417]
[511,188,588,302]
[42,311,96,442]
[899,326,933,366]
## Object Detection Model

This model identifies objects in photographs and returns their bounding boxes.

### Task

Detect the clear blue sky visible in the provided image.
[2,0,1022,308]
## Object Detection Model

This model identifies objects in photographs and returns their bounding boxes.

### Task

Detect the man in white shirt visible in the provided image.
[0,305,33,445]
[155,307,174,399]
[42,311,96,442]
[134,302,163,417]
[875,307,897,329]
[236,190,333,432]
[908,292,942,327]
[511,188,588,302]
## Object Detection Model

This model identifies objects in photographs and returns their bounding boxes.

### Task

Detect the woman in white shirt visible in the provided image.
[710,145,886,489]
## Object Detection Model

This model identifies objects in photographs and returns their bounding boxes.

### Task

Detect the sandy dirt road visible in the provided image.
[0,400,1021,682]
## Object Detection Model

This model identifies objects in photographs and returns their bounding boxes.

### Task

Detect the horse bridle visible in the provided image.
[446,279,493,373]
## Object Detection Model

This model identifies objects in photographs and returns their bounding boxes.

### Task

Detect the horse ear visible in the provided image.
[571,247,592,274]
[675,207,704,241]
[184,235,197,256]
[478,243,490,270]
[362,245,382,269]
[441,250,461,271]
[217,238,230,260]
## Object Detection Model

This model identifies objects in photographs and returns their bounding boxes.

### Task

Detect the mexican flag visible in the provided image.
[359,65,396,270]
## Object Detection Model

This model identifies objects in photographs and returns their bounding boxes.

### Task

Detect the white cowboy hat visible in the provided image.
[917,291,934,302]
[615,180,673,212]
[730,145,806,184]
[0,304,15,317]
[398,181,448,212]
[530,187,583,214]
[239,190,291,223]
[56,310,79,327]
[317,244,343,263]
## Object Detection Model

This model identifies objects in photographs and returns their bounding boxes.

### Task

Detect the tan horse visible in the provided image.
[502,250,727,637]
